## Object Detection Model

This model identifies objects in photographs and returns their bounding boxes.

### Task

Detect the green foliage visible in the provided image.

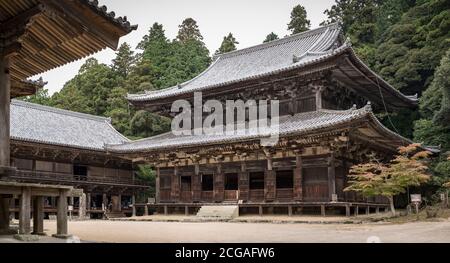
[177,18,204,43]
[140,21,210,89]
[22,88,52,106]
[377,109,419,139]
[112,43,136,79]
[215,33,239,55]
[287,5,310,34]
[263,32,279,43]
[374,0,450,95]
[414,119,450,150]
[136,165,156,199]
[130,110,171,138]
[432,50,450,126]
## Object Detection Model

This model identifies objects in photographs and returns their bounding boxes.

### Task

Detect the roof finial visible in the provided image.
[293,54,300,63]
[351,104,357,110]
[364,101,372,111]
[345,36,353,47]
[177,83,182,89]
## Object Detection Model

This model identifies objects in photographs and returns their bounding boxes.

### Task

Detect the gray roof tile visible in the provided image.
[107,105,411,153]
[128,23,343,102]
[11,100,129,151]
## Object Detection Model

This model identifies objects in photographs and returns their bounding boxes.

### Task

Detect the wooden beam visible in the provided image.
[0,5,43,34]
[39,0,121,49]
[0,57,11,170]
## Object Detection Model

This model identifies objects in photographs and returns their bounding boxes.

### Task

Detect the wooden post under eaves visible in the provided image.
[0,57,12,232]
[0,56,11,171]
[328,153,336,201]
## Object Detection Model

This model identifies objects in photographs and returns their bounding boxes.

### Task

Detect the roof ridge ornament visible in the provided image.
[364,101,372,112]
[345,37,353,47]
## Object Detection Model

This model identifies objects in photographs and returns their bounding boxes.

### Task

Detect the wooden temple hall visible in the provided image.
[110,23,420,217]
[0,0,138,237]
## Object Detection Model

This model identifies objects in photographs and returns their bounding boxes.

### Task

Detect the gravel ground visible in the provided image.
[34,219,450,243]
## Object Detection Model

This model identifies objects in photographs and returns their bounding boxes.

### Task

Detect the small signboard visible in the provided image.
[68,205,74,211]
[440,193,446,201]
[331,194,338,202]
[411,194,422,203]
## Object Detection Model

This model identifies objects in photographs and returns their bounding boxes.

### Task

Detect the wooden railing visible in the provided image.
[201,191,214,202]
[249,189,264,201]
[11,170,149,187]
[276,188,294,201]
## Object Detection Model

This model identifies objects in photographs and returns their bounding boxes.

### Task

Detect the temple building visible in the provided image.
[0,0,137,237]
[9,100,147,219]
[109,23,419,216]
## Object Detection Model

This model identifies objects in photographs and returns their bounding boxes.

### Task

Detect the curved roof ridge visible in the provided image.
[215,23,340,60]
[11,99,111,123]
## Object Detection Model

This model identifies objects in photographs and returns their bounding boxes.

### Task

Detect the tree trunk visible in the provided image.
[388,196,396,216]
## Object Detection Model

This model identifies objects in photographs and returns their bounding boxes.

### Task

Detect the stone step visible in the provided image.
[196,205,239,220]
[105,211,126,219]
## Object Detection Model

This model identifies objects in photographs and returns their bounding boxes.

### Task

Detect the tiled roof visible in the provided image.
[106,105,412,153]
[11,100,130,151]
[127,23,343,102]
[127,23,416,109]
[82,0,138,32]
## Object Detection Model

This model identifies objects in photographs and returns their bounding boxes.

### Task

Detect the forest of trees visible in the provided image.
[24,0,450,192]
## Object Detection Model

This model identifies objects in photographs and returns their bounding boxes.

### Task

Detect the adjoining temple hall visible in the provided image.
[1,1,449,243]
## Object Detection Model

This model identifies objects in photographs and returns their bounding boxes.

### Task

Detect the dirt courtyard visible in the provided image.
[40,219,450,243]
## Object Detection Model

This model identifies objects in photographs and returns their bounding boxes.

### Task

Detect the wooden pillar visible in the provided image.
[293,155,303,201]
[117,194,122,212]
[238,162,249,201]
[53,190,69,238]
[288,205,293,217]
[214,164,224,202]
[131,195,136,217]
[321,205,326,217]
[366,206,370,215]
[376,207,380,214]
[0,57,11,172]
[345,205,351,217]
[192,164,201,202]
[86,193,91,218]
[164,205,168,215]
[184,206,189,216]
[144,204,149,216]
[0,195,11,232]
[155,167,160,204]
[258,205,263,216]
[328,153,336,201]
[78,193,86,219]
[171,167,180,202]
[19,187,31,235]
[313,85,324,110]
[265,157,276,201]
[102,193,107,211]
[32,196,45,235]
[354,205,359,217]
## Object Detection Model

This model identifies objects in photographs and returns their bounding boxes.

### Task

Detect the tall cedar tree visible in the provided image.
[177,18,204,43]
[263,32,279,43]
[287,5,310,34]
[215,33,239,55]
[111,43,136,79]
